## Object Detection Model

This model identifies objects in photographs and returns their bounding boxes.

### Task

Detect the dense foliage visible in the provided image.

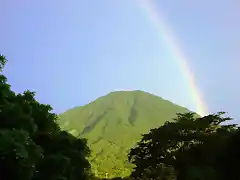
[128,112,240,180]
[0,54,91,180]
[1,54,239,180]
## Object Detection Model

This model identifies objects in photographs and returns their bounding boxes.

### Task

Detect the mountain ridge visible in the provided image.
[58,90,191,177]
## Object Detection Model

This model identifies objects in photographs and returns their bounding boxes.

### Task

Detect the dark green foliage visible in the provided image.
[216,128,240,180]
[1,54,239,180]
[0,129,42,180]
[0,55,91,180]
[128,112,239,180]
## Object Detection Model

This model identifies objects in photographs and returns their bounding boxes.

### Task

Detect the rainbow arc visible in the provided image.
[139,0,208,116]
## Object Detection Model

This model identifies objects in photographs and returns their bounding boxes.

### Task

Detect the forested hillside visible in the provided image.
[58,90,190,177]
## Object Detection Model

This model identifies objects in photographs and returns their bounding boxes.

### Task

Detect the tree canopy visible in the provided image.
[0,54,239,180]
[0,54,91,180]
[128,112,240,180]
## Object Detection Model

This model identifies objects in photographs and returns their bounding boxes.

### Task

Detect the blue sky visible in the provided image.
[1,0,239,122]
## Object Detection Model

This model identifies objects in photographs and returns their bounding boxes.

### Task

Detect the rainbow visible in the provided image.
[138,0,208,116]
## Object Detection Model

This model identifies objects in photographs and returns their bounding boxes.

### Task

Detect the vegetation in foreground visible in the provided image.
[0,55,91,180]
[0,54,239,180]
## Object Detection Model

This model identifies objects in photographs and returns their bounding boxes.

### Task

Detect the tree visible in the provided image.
[0,129,42,180]
[216,127,240,180]
[128,112,238,180]
[0,54,91,180]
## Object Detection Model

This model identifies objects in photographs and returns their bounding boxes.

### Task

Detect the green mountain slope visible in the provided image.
[58,90,190,178]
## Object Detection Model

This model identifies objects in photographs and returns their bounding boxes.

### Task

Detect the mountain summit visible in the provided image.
[58,90,190,177]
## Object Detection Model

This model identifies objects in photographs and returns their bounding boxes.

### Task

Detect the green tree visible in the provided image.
[128,112,238,180]
[0,129,42,180]
[0,54,91,180]
[216,127,240,180]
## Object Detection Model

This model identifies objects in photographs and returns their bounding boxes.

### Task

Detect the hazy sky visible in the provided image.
[0,0,239,122]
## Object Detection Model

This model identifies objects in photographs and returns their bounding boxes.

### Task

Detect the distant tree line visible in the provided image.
[0,54,239,180]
